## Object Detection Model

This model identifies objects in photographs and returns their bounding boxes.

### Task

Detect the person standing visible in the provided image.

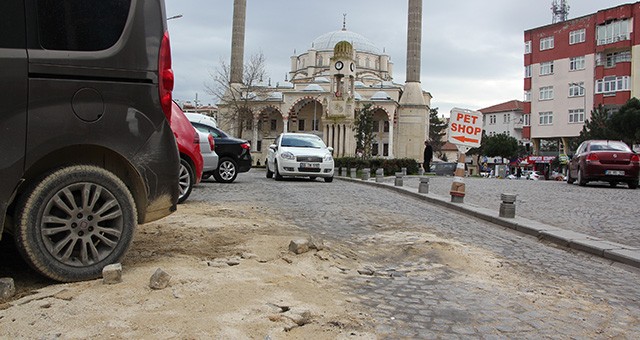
[423,140,433,172]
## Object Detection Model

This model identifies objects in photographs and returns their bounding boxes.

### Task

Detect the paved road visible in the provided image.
[192,170,640,338]
[390,175,640,248]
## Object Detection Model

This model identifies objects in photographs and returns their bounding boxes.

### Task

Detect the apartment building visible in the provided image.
[524,2,640,155]
[479,100,528,143]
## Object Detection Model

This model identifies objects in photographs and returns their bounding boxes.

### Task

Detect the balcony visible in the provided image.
[514,123,523,129]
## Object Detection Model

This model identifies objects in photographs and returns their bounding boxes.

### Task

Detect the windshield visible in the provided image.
[281,135,326,148]
[589,141,631,152]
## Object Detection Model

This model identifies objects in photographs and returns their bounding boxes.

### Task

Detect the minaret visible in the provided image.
[395,0,429,160]
[230,0,246,84]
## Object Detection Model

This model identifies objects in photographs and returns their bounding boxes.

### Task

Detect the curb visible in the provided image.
[337,175,640,269]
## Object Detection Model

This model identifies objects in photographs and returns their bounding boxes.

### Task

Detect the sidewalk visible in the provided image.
[337,174,640,269]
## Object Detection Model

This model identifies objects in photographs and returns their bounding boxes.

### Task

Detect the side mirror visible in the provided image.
[269,144,277,151]
[328,147,334,153]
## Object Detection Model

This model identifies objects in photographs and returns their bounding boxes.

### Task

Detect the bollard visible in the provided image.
[340,167,347,177]
[418,168,424,176]
[394,172,404,186]
[362,168,370,180]
[334,167,339,176]
[401,167,407,176]
[418,177,430,193]
[499,193,517,218]
[350,168,357,178]
[375,168,384,183]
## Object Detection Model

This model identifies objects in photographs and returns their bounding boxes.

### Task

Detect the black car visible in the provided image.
[188,120,252,183]
[0,0,179,282]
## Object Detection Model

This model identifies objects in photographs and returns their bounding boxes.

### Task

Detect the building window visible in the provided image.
[524,41,531,54]
[383,143,389,157]
[524,114,531,126]
[540,36,554,51]
[366,58,370,68]
[597,19,630,45]
[372,143,379,156]
[298,119,305,131]
[270,119,277,131]
[489,115,496,125]
[539,86,554,101]
[568,109,585,123]
[372,120,380,132]
[524,65,531,78]
[569,56,585,71]
[569,29,586,45]
[596,76,630,94]
[503,113,510,124]
[383,120,389,132]
[524,91,531,102]
[605,51,631,68]
[540,61,554,75]
[539,112,553,125]
[569,82,585,97]
[256,140,262,151]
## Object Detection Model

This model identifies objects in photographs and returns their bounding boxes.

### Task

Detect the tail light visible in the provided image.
[586,153,599,163]
[240,142,251,150]
[159,31,174,123]
[208,134,215,151]
[631,154,640,163]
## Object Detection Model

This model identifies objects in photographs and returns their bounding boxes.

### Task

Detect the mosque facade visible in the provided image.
[217,23,432,165]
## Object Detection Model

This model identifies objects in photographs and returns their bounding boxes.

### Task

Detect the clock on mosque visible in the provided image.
[335,61,343,70]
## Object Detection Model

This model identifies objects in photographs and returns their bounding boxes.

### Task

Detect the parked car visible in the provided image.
[186,114,252,183]
[430,162,456,176]
[527,171,542,180]
[567,140,639,189]
[266,133,334,182]
[0,0,178,282]
[196,131,220,181]
[170,102,203,203]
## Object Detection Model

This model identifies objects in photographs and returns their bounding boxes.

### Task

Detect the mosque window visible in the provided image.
[298,119,305,131]
[270,119,277,131]
[317,56,322,66]
[372,120,380,132]
[366,58,370,68]
[383,120,389,132]
[383,143,389,156]
[375,59,379,69]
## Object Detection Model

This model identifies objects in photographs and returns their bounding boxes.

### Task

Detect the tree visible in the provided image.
[206,53,269,138]
[353,103,376,159]
[577,104,617,144]
[428,108,447,158]
[610,97,640,146]
[482,133,519,159]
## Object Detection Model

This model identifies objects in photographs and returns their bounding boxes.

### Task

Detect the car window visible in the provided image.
[36,0,130,51]
[211,127,228,138]
[192,122,214,135]
[281,135,325,148]
[0,0,25,48]
[589,141,630,152]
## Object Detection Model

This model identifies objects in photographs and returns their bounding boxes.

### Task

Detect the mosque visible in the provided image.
[217,0,431,165]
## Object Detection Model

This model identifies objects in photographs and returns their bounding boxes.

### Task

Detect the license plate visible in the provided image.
[300,163,320,168]
[605,170,625,176]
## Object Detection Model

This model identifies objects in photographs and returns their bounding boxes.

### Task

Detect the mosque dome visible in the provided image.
[371,91,391,100]
[311,29,380,54]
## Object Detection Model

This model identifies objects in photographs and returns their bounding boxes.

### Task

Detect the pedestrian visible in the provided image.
[423,140,433,172]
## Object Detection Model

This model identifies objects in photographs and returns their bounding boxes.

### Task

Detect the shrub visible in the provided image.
[333,157,419,175]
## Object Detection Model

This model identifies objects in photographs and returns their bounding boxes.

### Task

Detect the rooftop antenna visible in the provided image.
[551,0,569,23]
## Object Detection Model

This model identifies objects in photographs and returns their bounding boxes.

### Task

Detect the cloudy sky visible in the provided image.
[165,0,628,117]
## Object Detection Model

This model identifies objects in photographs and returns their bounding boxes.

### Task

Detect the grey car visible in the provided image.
[0,0,179,282]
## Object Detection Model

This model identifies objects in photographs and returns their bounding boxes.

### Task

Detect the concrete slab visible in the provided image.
[569,239,627,257]
[539,230,592,246]
[604,248,640,268]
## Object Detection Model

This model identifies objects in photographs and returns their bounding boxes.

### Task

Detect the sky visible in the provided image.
[165,0,630,117]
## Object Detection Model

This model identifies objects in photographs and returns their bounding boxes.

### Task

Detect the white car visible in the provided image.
[266,133,334,182]
[185,112,218,128]
[527,171,542,180]
[196,131,219,179]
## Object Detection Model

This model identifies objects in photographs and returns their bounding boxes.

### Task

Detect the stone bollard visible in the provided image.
[334,167,339,176]
[362,168,370,180]
[499,193,517,218]
[401,167,407,176]
[418,168,424,176]
[350,168,357,178]
[418,177,430,194]
[340,167,347,177]
[394,172,404,186]
[375,168,384,183]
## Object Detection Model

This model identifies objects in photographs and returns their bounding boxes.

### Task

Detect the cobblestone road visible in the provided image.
[192,170,640,338]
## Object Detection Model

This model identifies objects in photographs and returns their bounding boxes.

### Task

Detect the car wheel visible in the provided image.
[178,158,194,204]
[266,164,273,178]
[274,161,283,181]
[566,171,575,184]
[213,158,238,183]
[577,168,587,186]
[629,180,638,189]
[14,165,137,282]
[324,176,333,183]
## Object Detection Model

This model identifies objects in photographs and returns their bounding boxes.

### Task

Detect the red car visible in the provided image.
[171,102,204,202]
[567,140,639,189]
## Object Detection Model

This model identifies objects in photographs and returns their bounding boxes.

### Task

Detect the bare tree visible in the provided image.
[205,52,269,138]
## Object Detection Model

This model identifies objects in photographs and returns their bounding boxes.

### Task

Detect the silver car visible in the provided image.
[196,131,219,179]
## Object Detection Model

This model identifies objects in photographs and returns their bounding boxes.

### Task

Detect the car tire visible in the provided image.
[14,165,137,282]
[266,164,273,178]
[566,171,575,184]
[577,168,587,186]
[178,158,194,204]
[324,176,333,183]
[274,162,283,181]
[213,157,238,183]
[629,180,638,189]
